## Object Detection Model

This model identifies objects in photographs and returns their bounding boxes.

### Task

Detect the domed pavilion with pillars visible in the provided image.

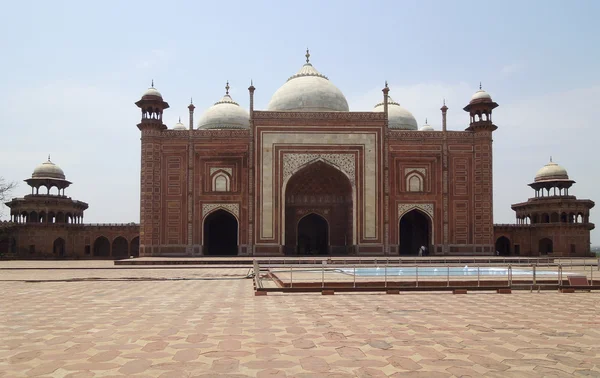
[133,49,524,257]
[494,159,595,256]
[6,156,88,225]
[2,157,139,259]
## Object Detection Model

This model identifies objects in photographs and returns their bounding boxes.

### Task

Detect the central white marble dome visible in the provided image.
[267,51,349,112]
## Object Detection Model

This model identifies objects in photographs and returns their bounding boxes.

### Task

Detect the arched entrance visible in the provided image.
[53,238,66,257]
[297,213,329,255]
[539,238,553,255]
[112,237,128,258]
[495,236,511,256]
[130,236,140,257]
[285,161,352,255]
[93,236,110,257]
[203,209,238,256]
[399,209,430,256]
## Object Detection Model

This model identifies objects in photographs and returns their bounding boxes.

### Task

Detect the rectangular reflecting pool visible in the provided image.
[340,267,565,277]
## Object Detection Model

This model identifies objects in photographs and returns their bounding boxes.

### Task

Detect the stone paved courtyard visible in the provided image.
[1,262,600,377]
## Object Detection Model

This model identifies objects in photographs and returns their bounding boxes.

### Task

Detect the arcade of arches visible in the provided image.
[203,210,238,256]
[91,236,140,258]
[284,161,352,255]
[399,210,431,256]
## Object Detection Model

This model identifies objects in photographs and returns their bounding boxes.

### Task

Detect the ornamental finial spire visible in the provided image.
[178,116,181,123]
[225,81,230,95]
[305,48,310,64]
[425,117,428,124]
[151,79,154,88]
[385,80,389,89]
[443,98,446,106]
[48,154,51,162]
[190,97,193,104]
[550,156,553,163]
[479,82,482,90]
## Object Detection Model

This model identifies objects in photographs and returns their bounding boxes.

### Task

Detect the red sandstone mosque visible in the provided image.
[1,51,595,258]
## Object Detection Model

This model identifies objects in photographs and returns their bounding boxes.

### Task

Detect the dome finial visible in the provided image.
[151,79,154,88]
[190,97,193,104]
[48,154,51,162]
[225,81,230,95]
[550,156,553,163]
[305,48,310,64]
[251,79,253,86]
[385,80,389,89]
[425,117,428,124]
[479,82,482,90]
[443,98,446,106]
[178,116,181,123]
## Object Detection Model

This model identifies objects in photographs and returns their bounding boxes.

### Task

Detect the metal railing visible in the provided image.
[252,258,600,294]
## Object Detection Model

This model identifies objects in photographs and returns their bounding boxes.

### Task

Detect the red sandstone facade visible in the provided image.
[133,78,502,257]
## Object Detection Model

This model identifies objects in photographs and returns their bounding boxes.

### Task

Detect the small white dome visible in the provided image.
[173,118,186,130]
[197,85,250,129]
[267,51,349,112]
[32,157,65,180]
[373,96,418,130]
[471,89,491,101]
[535,159,569,182]
[420,119,434,131]
[142,86,162,99]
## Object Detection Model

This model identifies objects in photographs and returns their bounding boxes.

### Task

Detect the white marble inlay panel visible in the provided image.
[209,167,233,176]
[260,131,378,240]
[202,203,239,218]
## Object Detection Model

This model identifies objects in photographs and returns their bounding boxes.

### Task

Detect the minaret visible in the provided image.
[382,81,390,253]
[188,98,195,130]
[382,81,390,122]
[463,83,498,132]
[134,82,170,256]
[441,99,449,254]
[135,80,170,131]
[248,80,255,120]
[441,99,448,132]
[464,84,499,252]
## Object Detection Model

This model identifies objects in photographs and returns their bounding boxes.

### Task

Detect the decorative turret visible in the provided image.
[25,156,71,196]
[529,158,575,197]
[135,80,170,131]
[463,83,498,132]
[5,157,88,224]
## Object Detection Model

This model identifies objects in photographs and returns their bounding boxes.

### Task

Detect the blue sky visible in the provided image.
[1,0,599,245]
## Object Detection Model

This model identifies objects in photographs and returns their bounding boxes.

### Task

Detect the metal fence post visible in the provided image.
[385,261,388,288]
[416,263,419,287]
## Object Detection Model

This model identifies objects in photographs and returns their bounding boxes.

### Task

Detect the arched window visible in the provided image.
[212,172,231,192]
[406,172,424,192]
